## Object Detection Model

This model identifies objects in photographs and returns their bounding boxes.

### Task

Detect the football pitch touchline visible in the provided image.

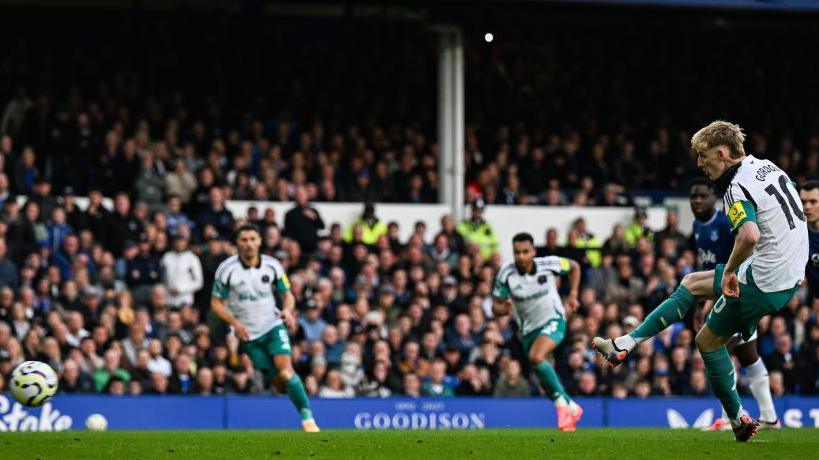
[1,428,819,460]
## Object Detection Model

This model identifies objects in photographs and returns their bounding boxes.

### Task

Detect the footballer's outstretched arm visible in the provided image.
[280,290,297,330]
[211,296,249,340]
[566,259,581,311]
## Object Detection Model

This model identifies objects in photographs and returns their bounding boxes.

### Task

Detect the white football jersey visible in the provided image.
[211,254,291,340]
[722,155,808,292]
[493,256,570,335]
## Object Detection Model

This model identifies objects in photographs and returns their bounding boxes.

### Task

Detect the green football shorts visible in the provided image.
[707,264,799,340]
[521,317,566,355]
[240,324,292,378]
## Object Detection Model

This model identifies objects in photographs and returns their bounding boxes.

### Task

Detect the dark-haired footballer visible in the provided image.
[211,224,319,432]
[492,232,583,431]
[799,180,819,302]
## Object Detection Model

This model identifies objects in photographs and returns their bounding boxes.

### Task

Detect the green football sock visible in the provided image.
[701,347,742,420]
[285,374,314,421]
[535,360,571,405]
[629,285,696,343]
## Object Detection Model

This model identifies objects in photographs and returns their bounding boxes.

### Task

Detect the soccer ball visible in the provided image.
[9,360,58,407]
[86,413,108,431]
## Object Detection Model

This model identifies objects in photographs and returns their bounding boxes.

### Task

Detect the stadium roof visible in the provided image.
[3,0,819,14]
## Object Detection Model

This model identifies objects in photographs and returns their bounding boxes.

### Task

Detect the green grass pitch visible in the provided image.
[2,428,818,459]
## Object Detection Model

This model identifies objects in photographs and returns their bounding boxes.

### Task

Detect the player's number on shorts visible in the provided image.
[765,175,805,230]
[544,321,558,334]
[279,328,291,350]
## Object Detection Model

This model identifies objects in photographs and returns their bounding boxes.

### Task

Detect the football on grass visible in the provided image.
[86,413,108,431]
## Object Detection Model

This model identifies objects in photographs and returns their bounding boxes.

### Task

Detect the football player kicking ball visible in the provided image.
[211,224,320,432]
[493,232,583,431]
[594,121,807,441]
[689,177,780,431]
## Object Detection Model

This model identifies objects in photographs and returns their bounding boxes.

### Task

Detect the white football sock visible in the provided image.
[613,334,638,351]
[745,357,777,422]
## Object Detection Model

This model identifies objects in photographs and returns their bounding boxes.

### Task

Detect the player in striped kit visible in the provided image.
[493,232,583,431]
[595,121,807,441]
[211,224,319,432]
[690,177,780,431]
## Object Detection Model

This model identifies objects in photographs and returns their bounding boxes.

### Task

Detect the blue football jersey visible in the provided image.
[807,228,819,298]
[692,211,734,270]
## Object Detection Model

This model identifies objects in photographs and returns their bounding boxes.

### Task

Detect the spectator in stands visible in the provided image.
[0,240,17,292]
[125,233,162,305]
[319,369,355,398]
[168,353,195,394]
[769,371,786,397]
[654,208,687,254]
[765,334,797,393]
[122,324,148,367]
[30,179,58,222]
[195,187,234,241]
[12,147,39,195]
[93,349,130,393]
[23,201,47,248]
[454,364,491,396]
[135,150,166,213]
[439,215,465,255]
[298,300,327,343]
[357,360,393,397]
[131,349,154,390]
[284,185,325,256]
[402,373,422,398]
[322,326,344,366]
[59,359,95,393]
[0,175,11,210]
[493,360,530,397]
[108,193,143,255]
[422,359,455,397]
[45,206,73,254]
[5,201,36,264]
[195,367,214,396]
[165,158,198,205]
[61,188,87,235]
[164,196,195,238]
[227,366,257,394]
[161,234,203,309]
[147,339,172,377]
[685,370,709,396]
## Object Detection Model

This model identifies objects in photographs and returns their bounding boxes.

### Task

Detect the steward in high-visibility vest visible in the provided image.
[457,199,498,260]
[343,203,387,245]
[575,235,602,268]
[625,206,654,247]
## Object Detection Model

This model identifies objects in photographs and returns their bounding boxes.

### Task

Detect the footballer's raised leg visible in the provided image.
[593,270,715,366]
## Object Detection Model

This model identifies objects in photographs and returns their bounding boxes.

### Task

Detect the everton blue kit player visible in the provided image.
[799,180,819,300]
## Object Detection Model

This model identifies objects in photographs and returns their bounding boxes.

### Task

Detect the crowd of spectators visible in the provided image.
[0,9,817,399]
[0,185,815,399]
